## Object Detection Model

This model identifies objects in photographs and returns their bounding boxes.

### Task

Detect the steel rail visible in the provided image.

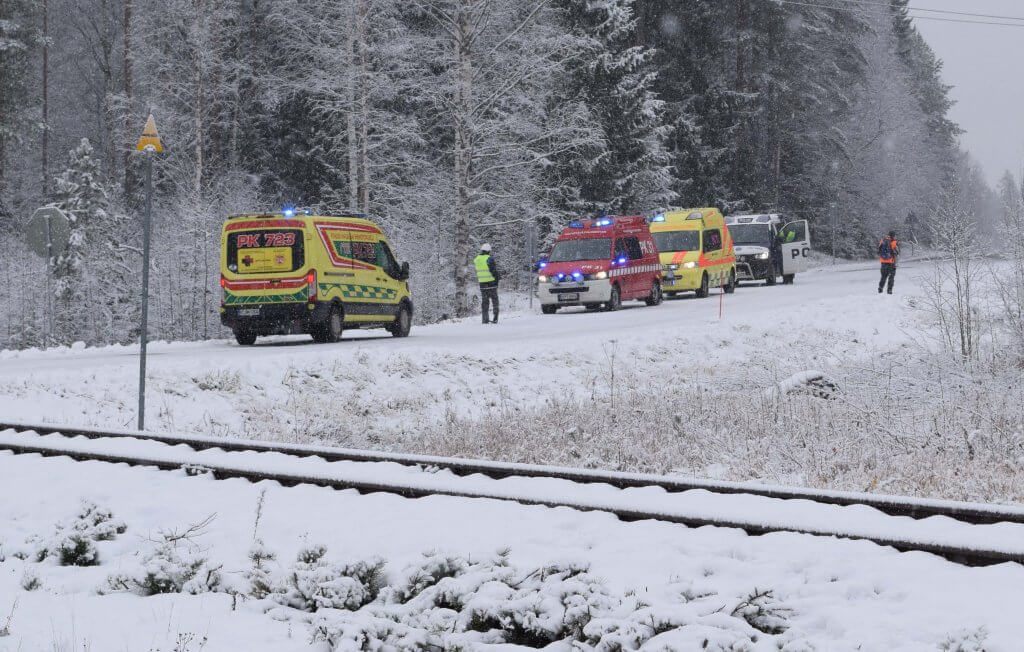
[2,420,1023,526]
[0,436,1020,567]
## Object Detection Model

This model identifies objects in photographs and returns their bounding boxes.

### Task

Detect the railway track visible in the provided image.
[2,420,1024,567]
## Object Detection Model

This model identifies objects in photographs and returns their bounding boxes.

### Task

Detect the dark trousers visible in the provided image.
[481,286,499,322]
[879,263,896,292]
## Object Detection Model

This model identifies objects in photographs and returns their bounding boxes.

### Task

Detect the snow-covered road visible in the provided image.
[0,260,922,437]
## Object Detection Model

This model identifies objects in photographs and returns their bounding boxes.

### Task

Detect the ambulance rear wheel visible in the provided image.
[724,270,736,294]
[645,280,663,306]
[389,305,412,338]
[234,328,257,346]
[312,304,344,343]
[695,274,709,298]
[541,305,558,315]
[605,285,622,311]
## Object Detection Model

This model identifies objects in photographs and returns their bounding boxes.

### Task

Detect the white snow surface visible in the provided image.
[0,260,916,440]
[3,428,1024,559]
[1,451,1023,650]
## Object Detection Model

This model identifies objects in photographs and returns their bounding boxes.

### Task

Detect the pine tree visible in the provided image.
[550,0,674,214]
[0,0,34,220]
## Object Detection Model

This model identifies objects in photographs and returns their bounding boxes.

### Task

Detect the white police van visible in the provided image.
[725,214,811,285]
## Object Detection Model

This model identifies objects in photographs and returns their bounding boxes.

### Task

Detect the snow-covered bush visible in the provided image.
[103,519,222,596]
[35,501,127,566]
[939,627,989,652]
[20,568,41,591]
[246,539,277,599]
[270,545,385,613]
[729,588,792,635]
[310,553,808,651]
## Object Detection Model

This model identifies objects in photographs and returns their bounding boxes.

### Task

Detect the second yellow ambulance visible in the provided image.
[649,208,736,298]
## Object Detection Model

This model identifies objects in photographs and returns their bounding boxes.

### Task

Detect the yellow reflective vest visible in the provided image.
[474,254,495,284]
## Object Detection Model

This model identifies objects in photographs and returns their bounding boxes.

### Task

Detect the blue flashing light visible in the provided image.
[283,206,296,218]
[651,214,666,222]
[617,256,627,265]
[538,261,547,269]
[557,273,565,281]
[594,218,613,227]
[569,220,584,228]
[572,271,583,280]
[303,209,312,215]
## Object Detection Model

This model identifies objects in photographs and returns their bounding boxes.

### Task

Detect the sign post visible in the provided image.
[26,206,70,347]
[135,114,164,430]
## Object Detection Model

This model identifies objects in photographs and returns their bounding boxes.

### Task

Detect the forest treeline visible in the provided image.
[0,0,1005,346]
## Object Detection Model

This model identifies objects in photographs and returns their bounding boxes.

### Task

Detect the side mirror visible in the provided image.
[398,262,410,281]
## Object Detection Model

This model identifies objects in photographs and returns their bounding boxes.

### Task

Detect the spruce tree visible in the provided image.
[0,0,34,220]
[550,0,674,214]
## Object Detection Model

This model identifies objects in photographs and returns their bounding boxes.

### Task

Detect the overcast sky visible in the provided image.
[913,0,1024,186]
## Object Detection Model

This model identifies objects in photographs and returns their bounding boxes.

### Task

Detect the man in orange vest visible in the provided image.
[878,230,899,294]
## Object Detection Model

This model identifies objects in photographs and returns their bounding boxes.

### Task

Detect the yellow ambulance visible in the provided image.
[649,208,736,298]
[219,211,412,345]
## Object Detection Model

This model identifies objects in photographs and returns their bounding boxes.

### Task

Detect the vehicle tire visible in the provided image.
[695,273,709,298]
[724,270,736,294]
[312,304,344,343]
[645,281,663,306]
[584,303,601,312]
[389,304,411,337]
[541,305,558,315]
[765,269,777,286]
[234,328,257,346]
[782,274,795,285]
[605,285,622,311]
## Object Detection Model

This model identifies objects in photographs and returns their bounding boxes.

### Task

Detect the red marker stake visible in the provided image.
[719,288,723,319]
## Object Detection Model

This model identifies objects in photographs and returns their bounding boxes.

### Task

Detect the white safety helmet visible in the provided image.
[481,243,492,252]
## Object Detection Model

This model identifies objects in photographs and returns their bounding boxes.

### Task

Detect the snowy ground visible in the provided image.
[1,258,1021,502]
[2,259,1023,650]
[1,452,1021,651]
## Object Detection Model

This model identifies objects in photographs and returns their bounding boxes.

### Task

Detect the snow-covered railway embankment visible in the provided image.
[2,421,1024,568]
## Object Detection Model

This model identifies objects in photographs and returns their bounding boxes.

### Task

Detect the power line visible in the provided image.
[775,0,1024,28]
[825,0,1024,22]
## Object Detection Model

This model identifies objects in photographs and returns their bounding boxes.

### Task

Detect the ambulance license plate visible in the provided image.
[558,293,579,302]
[238,308,260,317]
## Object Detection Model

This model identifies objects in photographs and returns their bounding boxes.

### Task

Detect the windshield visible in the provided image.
[549,237,612,262]
[652,230,699,253]
[728,224,771,247]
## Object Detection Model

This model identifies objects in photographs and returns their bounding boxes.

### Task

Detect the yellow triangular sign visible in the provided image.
[135,114,164,153]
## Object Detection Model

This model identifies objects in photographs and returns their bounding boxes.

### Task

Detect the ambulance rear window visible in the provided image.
[227,229,305,274]
[652,231,699,253]
[549,238,612,262]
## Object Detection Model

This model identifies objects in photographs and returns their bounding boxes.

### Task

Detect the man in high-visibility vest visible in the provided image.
[878,230,900,294]
[474,243,501,324]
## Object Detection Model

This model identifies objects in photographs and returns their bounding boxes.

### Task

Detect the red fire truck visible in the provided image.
[537,216,664,313]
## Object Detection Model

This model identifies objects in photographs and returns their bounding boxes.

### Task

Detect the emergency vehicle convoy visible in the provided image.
[219,211,412,345]
[726,213,811,285]
[536,215,664,313]
[649,208,736,298]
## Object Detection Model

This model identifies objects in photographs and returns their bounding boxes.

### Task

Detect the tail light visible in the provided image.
[306,270,317,302]
[219,276,227,288]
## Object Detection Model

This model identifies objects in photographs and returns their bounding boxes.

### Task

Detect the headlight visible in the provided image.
[593,271,608,280]
[757,252,770,260]
[538,275,548,283]
[682,261,699,269]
